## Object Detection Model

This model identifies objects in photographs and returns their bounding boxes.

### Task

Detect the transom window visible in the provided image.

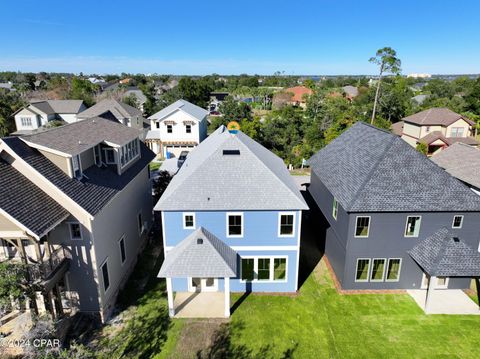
[167,124,173,133]
[386,259,402,282]
[20,117,32,127]
[452,215,463,229]
[355,259,370,282]
[240,257,287,282]
[279,212,295,236]
[405,216,421,237]
[183,213,195,229]
[69,223,82,240]
[450,127,464,137]
[332,198,338,220]
[227,213,243,237]
[355,216,370,237]
[370,259,386,281]
[186,124,192,133]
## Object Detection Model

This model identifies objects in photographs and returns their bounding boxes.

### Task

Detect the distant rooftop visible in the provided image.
[148,99,208,121]
[28,100,85,115]
[78,99,142,120]
[402,108,474,126]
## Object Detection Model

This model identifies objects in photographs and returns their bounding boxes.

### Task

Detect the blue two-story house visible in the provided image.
[308,122,480,312]
[156,126,308,317]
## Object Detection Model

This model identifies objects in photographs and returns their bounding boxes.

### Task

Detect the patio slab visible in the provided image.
[408,289,480,315]
[174,292,226,318]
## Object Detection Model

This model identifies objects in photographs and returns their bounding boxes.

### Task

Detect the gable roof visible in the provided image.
[1,136,155,216]
[78,99,142,120]
[408,227,480,277]
[308,122,480,212]
[284,86,313,103]
[148,99,208,121]
[155,126,308,211]
[29,100,85,115]
[22,117,141,156]
[431,143,480,190]
[0,157,69,238]
[402,108,475,126]
[158,227,237,278]
[418,131,450,145]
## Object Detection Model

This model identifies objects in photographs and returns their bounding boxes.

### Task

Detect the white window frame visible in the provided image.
[354,258,371,283]
[68,222,82,240]
[183,212,196,229]
[332,198,338,220]
[104,148,116,164]
[354,216,371,238]
[278,211,296,237]
[100,258,110,293]
[226,212,243,238]
[21,117,32,127]
[452,215,464,229]
[239,256,288,283]
[404,216,422,238]
[370,258,386,282]
[385,258,402,282]
[118,235,126,265]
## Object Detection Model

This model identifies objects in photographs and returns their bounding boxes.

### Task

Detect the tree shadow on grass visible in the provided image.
[197,321,298,359]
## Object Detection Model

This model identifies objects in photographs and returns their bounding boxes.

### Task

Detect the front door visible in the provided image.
[189,277,218,292]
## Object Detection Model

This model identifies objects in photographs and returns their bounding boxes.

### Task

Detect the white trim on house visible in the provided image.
[187,277,219,292]
[182,212,196,229]
[164,245,299,252]
[277,211,296,237]
[354,258,371,283]
[295,211,302,291]
[0,208,40,240]
[161,212,167,254]
[452,215,464,229]
[226,212,243,238]
[385,258,402,282]
[20,139,72,158]
[369,258,387,282]
[239,255,288,283]
[354,216,371,238]
[404,215,422,238]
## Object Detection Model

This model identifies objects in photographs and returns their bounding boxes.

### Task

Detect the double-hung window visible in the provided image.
[278,212,295,237]
[405,216,421,237]
[354,216,370,237]
[355,258,370,282]
[240,257,287,282]
[227,213,243,237]
[452,215,463,229]
[370,258,386,281]
[332,198,338,220]
[183,213,195,229]
[386,258,402,282]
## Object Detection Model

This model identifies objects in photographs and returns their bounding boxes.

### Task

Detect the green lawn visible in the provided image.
[92,249,480,358]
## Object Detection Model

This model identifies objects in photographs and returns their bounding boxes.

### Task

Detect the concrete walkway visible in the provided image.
[408,289,480,315]
[174,292,226,318]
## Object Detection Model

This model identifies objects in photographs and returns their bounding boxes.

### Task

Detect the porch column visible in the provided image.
[425,275,436,314]
[166,277,175,317]
[224,277,230,318]
[35,291,47,315]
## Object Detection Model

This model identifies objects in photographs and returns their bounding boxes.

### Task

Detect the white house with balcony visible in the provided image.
[145,99,208,158]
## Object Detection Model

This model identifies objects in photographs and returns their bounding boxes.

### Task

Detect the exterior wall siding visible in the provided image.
[38,149,71,175]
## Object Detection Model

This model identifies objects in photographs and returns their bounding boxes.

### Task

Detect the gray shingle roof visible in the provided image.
[431,143,480,190]
[78,99,142,120]
[402,107,475,126]
[2,137,155,216]
[158,227,237,278]
[0,158,69,238]
[408,227,480,277]
[23,117,141,155]
[44,100,85,114]
[309,122,480,212]
[148,99,208,121]
[155,126,308,211]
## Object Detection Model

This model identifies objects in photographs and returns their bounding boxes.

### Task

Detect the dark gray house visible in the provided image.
[308,122,480,291]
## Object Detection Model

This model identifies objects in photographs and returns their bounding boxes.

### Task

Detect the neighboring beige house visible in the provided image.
[399,108,478,156]
[13,100,86,135]
[0,118,155,322]
[145,99,208,158]
[78,99,147,139]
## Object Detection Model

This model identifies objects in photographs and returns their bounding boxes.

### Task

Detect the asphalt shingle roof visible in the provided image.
[23,117,141,155]
[0,158,69,237]
[2,137,155,216]
[155,126,308,211]
[402,107,475,126]
[78,99,142,120]
[158,227,237,278]
[148,99,208,121]
[408,227,480,277]
[431,143,480,190]
[308,122,480,212]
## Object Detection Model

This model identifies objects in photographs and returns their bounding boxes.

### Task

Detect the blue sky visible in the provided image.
[1,0,479,75]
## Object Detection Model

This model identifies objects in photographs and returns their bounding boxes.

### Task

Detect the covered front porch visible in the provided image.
[408,227,480,314]
[159,227,237,318]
